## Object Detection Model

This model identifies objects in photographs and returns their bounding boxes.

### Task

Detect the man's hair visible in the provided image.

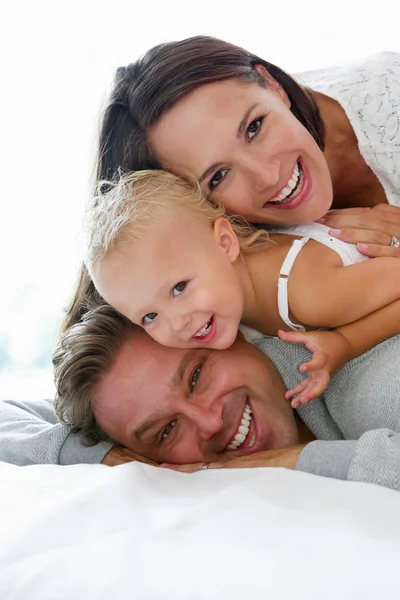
[53,304,136,445]
[85,169,270,279]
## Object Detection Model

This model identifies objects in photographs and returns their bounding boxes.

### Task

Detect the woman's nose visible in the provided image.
[242,156,280,191]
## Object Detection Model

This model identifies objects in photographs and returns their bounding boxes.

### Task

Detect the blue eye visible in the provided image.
[172,281,187,297]
[246,117,263,142]
[143,312,157,325]
[209,168,228,191]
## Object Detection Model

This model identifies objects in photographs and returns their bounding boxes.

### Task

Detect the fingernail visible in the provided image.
[329,229,341,236]
[357,243,368,251]
[315,217,326,224]
[159,463,171,468]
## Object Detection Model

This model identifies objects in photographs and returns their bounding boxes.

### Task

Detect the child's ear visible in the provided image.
[213,218,240,263]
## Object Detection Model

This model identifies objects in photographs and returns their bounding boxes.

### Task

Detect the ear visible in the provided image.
[254,64,291,108]
[213,217,240,263]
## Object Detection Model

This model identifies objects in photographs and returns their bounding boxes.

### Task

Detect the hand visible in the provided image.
[278,329,352,407]
[102,445,157,467]
[161,445,306,473]
[316,204,400,258]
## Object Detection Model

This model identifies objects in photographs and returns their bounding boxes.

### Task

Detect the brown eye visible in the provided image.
[209,168,228,191]
[246,117,263,142]
[161,419,177,441]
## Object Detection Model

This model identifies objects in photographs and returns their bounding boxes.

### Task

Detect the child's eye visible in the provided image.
[172,281,187,297]
[142,312,157,325]
[209,168,228,191]
[246,117,263,142]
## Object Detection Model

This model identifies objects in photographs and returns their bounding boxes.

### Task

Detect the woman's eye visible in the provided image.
[209,168,228,191]
[143,312,157,325]
[161,419,177,441]
[246,117,263,142]
[172,281,187,298]
[190,366,201,391]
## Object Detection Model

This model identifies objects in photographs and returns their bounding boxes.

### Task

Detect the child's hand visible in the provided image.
[277,329,353,408]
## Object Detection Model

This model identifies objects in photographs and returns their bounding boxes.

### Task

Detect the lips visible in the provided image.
[192,315,217,344]
[263,158,310,211]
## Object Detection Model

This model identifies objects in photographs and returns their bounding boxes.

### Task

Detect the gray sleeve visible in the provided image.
[295,429,400,491]
[0,399,112,466]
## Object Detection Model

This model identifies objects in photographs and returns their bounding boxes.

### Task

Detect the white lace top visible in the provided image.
[297,52,400,207]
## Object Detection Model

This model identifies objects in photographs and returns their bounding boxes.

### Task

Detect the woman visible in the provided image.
[65,36,400,330]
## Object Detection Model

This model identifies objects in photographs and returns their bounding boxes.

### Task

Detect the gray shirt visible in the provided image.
[1,335,400,490]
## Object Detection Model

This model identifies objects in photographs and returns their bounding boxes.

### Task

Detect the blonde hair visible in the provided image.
[85,169,270,277]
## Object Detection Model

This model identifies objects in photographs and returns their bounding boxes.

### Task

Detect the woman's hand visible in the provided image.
[316,204,400,258]
[160,446,306,473]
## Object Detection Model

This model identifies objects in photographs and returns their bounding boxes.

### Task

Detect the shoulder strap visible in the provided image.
[277,237,310,332]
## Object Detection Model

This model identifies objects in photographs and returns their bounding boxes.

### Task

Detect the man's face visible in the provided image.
[93,330,299,464]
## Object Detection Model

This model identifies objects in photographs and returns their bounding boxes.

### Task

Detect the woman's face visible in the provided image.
[149,75,333,226]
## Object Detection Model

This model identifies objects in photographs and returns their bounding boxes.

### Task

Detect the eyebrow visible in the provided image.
[133,349,200,442]
[198,103,259,184]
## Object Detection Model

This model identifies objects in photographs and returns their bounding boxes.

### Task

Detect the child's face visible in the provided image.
[95,213,245,350]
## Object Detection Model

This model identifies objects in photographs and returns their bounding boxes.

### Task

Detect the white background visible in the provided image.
[1,0,399,397]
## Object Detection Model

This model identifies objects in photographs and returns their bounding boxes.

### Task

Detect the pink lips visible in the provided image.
[191,315,217,344]
[264,158,312,211]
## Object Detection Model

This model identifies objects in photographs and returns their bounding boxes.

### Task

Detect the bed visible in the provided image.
[1,460,399,599]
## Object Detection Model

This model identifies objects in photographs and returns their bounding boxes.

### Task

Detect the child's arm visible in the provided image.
[280,298,400,407]
[278,248,400,406]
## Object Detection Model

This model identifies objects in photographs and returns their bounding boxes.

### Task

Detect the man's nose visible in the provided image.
[183,401,224,439]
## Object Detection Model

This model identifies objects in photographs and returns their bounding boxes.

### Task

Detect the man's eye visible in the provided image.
[142,312,157,325]
[190,366,201,391]
[172,281,187,297]
[161,419,177,441]
[246,117,263,142]
[209,168,228,191]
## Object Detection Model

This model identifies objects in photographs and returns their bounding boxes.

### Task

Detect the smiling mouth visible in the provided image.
[193,315,214,339]
[226,402,256,451]
[266,160,304,206]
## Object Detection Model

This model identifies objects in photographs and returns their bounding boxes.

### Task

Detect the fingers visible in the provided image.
[285,380,309,399]
[299,354,327,373]
[328,227,391,247]
[356,242,400,259]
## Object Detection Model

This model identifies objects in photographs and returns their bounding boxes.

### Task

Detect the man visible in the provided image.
[1,304,400,490]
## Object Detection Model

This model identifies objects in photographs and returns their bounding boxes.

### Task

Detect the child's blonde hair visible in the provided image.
[85,169,270,276]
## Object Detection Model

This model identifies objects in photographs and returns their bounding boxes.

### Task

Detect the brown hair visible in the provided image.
[53,304,135,445]
[97,35,325,181]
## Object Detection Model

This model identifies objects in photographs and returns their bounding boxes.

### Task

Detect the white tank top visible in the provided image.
[270,222,369,332]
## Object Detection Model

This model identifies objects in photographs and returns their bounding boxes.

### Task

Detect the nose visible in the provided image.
[168,307,192,335]
[240,154,280,191]
[183,400,224,440]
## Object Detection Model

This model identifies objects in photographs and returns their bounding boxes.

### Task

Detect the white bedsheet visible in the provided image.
[0,461,399,599]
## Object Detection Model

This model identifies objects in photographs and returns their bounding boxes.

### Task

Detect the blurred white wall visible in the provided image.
[0,0,399,392]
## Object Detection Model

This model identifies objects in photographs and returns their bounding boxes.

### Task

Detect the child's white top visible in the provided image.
[270,222,369,331]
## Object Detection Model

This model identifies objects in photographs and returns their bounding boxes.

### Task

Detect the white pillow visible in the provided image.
[0,461,399,599]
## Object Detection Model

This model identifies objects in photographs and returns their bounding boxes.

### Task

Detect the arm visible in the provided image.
[0,399,112,465]
[163,431,400,492]
[279,299,400,405]
[296,429,400,491]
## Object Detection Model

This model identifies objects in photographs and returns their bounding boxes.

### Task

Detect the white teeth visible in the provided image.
[269,162,303,204]
[194,317,212,338]
[226,402,253,451]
